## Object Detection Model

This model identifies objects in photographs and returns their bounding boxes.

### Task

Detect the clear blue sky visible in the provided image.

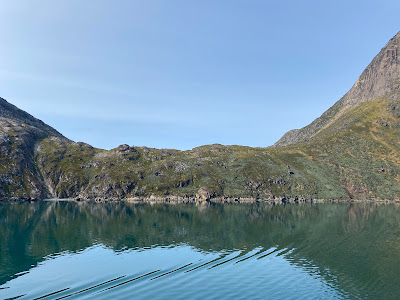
[0,1,399,150]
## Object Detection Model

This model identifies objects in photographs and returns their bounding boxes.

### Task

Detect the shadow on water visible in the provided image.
[0,201,400,299]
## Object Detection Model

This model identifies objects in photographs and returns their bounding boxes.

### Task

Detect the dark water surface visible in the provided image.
[0,201,399,299]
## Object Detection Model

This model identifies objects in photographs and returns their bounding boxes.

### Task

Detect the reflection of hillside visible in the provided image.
[343,203,376,232]
[1,202,400,299]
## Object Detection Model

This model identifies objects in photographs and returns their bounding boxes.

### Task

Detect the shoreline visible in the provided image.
[1,196,400,204]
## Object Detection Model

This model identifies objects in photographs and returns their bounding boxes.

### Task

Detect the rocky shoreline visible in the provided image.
[2,196,400,204]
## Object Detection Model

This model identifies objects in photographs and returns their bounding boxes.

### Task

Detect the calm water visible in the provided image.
[0,202,399,299]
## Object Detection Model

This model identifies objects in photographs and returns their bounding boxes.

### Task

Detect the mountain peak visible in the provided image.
[340,31,400,107]
[0,97,64,139]
[275,31,400,147]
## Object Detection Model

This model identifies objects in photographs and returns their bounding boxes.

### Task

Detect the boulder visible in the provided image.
[196,187,213,200]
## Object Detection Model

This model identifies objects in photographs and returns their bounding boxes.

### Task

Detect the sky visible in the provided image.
[0,0,399,150]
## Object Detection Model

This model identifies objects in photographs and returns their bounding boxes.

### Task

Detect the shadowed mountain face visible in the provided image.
[1,32,400,200]
[0,98,65,199]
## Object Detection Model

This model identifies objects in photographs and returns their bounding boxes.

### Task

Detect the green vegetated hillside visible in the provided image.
[1,31,400,201]
[36,93,400,201]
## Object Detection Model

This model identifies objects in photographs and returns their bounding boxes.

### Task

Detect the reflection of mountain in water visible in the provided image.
[1,202,400,298]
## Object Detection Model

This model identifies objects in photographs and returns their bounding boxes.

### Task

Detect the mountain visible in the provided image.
[0,98,66,199]
[275,31,400,146]
[1,32,400,201]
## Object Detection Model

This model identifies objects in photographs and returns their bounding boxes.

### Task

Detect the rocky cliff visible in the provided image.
[1,32,400,201]
[275,31,400,147]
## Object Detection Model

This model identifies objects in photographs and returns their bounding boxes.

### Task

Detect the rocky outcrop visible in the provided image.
[196,187,214,200]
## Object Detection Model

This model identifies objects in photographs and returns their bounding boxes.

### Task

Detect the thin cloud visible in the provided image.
[0,70,136,97]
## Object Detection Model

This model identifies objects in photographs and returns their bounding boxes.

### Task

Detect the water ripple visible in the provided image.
[0,245,355,300]
[55,276,126,299]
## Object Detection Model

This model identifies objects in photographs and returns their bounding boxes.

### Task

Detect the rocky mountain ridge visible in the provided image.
[275,31,400,147]
[0,98,65,199]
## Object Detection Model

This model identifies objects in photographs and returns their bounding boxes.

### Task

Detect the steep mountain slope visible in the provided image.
[275,31,400,146]
[0,98,66,199]
[1,32,400,201]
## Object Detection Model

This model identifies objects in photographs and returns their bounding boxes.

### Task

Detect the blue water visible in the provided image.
[0,201,399,299]
[2,245,345,299]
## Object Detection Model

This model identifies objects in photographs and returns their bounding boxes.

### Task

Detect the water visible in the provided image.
[0,201,399,299]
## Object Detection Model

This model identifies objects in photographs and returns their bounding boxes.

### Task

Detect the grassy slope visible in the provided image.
[36,94,400,200]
